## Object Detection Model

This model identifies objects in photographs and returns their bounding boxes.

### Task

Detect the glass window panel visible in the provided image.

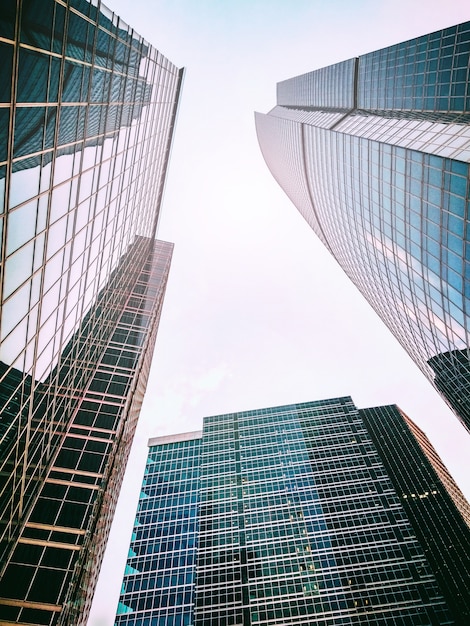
[76,106,87,139]
[450,159,467,176]
[82,145,98,170]
[52,3,66,54]
[91,67,105,102]
[6,200,38,255]
[58,106,79,145]
[35,336,55,380]
[66,12,88,61]
[3,240,34,298]
[78,169,94,202]
[75,199,93,232]
[0,43,13,103]
[0,1,15,40]
[45,106,57,150]
[448,214,464,237]
[10,162,41,208]
[50,181,72,223]
[53,153,74,185]
[0,319,28,368]
[26,303,39,342]
[47,55,61,102]
[69,255,84,288]
[46,215,67,258]
[71,227,87,264]
[39,160,52,194]
[17,48,49,103]
[0,109,10,163]
[43,249,64,292]
[71,147,82,176]
[96,29,111,68]
[41,282,61,327]
[0,166,5,213]
[33,234,45,272]
[86,105,103,137]
[62,61,83,102]
[36,195,48,233]
[20,0,53,49]
[31,273,42,306]
[450,174,467,197]
[81,65,91,99]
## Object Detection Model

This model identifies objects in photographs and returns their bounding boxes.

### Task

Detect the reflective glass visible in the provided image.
[10,162,41,207]
[6,201,38,255]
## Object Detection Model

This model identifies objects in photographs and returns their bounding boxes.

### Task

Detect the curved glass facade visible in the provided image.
[256,21,470,431]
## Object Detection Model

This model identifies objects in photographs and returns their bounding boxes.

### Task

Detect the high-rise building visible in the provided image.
[116,398,470,626]
[367,404,470,528]
[255,22,470,432]
[360,405,470,624]
[0,1,182,624]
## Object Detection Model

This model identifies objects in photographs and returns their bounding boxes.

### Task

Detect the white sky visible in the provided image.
[88,2,470,624]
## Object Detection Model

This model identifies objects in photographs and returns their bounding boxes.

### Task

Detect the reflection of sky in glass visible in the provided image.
[1,0,183,380]
[2,59,179,378]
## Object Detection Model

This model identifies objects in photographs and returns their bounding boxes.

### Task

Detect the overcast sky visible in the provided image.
[89,2,470,624]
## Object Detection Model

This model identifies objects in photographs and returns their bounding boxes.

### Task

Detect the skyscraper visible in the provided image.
[0,1,182,624]
[360,405,470,624]
[116,398,470,626]
[255,22,470,432]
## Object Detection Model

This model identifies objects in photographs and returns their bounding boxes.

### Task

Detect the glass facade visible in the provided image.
[116,433,201,626]
[0,1,182,625]
[117,398,470,625]
[255,22,470,432]
[360,405,470,624]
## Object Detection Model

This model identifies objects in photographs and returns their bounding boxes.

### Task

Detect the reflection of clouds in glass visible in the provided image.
[5,199,37,255]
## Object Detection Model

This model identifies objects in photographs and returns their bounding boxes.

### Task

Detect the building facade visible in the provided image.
[117,398,470,625]
[0,1,182,624]
[255,22,470,432]
[116,432,202,626]
[360,405,470,624]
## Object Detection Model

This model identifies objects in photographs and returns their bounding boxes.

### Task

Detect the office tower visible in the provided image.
[0,1,182,624]
[255,22,470,431]
[379,405,470,527]
[116,432,202,626]
[360,405,470,624]
[117,398,470,626]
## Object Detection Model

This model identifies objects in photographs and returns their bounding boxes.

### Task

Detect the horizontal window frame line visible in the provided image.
[18,537,82,551]
[0,598,62,612]
[25,521,87,535]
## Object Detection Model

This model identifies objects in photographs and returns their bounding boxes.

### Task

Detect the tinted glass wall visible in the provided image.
[0,1,182,624]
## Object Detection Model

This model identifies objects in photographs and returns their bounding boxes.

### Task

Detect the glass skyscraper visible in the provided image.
[0,1,182,624]
[255,22,470,432]
[117,398,470,625]
[116,432,202,626]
